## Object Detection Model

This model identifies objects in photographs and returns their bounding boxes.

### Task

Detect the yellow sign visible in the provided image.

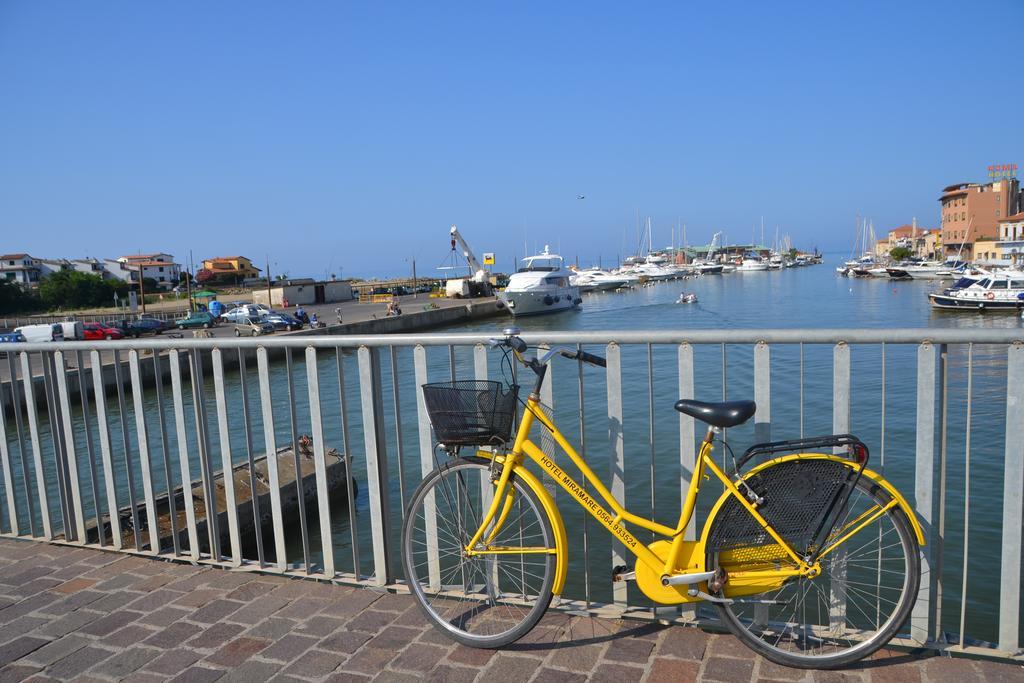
[483,252,495,265]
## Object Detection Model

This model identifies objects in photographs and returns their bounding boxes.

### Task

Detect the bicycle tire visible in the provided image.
[402,456,556,648]
[706,462,920,669]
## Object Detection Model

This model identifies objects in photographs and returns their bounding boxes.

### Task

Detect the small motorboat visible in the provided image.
[677,292,698,304]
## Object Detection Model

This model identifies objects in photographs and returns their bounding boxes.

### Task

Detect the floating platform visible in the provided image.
[85,441,351,555]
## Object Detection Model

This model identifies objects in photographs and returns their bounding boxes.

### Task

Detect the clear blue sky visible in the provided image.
[2,2,1022,278]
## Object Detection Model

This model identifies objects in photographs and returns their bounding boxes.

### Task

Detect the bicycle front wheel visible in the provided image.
[402,457,556,648]
[707,462,920,669]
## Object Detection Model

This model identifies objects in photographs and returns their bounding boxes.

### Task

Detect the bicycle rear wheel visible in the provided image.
[707,461,920,669]
[402,457,556,648]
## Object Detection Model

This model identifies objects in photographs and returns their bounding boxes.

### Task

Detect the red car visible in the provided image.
[83,322,124,340]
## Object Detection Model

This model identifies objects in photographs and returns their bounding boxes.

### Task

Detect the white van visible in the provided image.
[58,321,85,341]
[14,323,64,343]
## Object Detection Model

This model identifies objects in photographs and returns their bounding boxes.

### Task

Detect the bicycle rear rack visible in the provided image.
[732,434,869,475]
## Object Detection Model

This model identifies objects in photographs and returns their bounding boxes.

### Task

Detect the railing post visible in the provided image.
[677,342,696,621]
[413,344,439,590]
[912,341,938,644]
[305,346,336,579]
[21,352,51,539]
[999,342,1024,653]
[830,342,850,632]
[91,350,121,549]
[53,351,86,543]
[754,341,771,445]
[129,350,160,553]
[0,376,18,534]
[211,348,241,566]
[606,342,626,607]
[358,345,394,586]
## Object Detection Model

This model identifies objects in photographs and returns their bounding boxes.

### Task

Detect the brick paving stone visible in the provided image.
[447,643,496,667]
[35,610,99,638]
[218,659,284,682]
[106,623,160,648]
[164,570,215,593]
[915,657,980,683]
[280,648,348,678]
[323,589,381,617]
[226,595,292,625]
[546,642,605,671]
[391,643,451,673]
[0,665,42,683]
[133,572,178,592]
[51,577,97,594]
[204,570,257,590]
[90,647,160,679]
[657,625,709,661]
[191,599,244,624]
[758,657,810,681]
[603,636,655,664]
[205,636,271,667]
[374,671,426,683]
[811,672,863,683]
[481,653,541,683]
[345,608,398,634]
[122,672,167,683]
[225,579,278,602]
[707,633,757,660]
[591,662,645,682]
[128,587,187,613]
[170,666,225,683]
[138,605,191,627]
[246,616,298,640]
[276,596,328,620]
[260,634,321,663]
[369,592,411,613]
[187,622,245,650]
[0,592,57,620]
[79,609,142,636]
[424,664,478,683]
[45,645,114,679]
[392,605,429,627]
[145,648,203,676]
[703,656,757,682]
[647,657,702,682]
[968,660,1024,683]
[40,588,105,614]
[145,620,203,649]
[325,673,372,683]
[365,625,423,651]
[320,629,373,654]
[84,590,137,614]
[0,635,48,667]
[0,615,48,643]
[20,634,90,666]
[342,645,401,675]
[95,571,144,592]
[530,668,587,683]
[174,588,222,608]
[296,614,346,637]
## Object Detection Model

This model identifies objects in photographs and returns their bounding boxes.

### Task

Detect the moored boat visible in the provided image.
[500,246,582,317]
[928,270,1024,311]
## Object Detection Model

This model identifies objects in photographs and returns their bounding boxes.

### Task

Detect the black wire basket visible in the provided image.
[421,380,519,447]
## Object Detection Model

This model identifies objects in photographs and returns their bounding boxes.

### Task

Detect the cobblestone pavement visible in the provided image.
[0,538,1019,682]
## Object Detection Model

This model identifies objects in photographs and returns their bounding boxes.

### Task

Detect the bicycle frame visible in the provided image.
[464,394,814,588]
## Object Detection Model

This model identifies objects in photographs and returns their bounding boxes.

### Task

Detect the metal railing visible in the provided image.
[0,329,1022,660]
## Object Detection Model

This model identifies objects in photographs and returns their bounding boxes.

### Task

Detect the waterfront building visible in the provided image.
[115,253,181,289]
[252,278,353,307]
[994,211,1024,266]
[202,255,261,280]
[0,253,42,285]
[940,178,1021,259]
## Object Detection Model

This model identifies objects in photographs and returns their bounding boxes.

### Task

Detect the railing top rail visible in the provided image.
[4,328,1024,353]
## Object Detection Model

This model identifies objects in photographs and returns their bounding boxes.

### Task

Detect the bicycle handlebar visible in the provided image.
[488,335,606,369]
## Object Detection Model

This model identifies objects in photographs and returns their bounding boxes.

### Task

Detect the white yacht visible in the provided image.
[736,256,769,272]
[571,268,631,292]
[500,247,582,317]
[928,269,1024,311]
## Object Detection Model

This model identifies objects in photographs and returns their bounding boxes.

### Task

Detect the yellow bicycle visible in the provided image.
[402,328,923,669]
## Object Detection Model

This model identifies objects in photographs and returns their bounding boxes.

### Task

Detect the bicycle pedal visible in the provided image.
[612,565,635,582]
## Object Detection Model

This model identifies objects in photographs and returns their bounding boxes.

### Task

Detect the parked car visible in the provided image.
[13,324,63,342]
[233,317,274,337]
[58,321,85,340]
[175,311,218,329]
[105,317,168,338]
[83,322,125,341]
[0,332,26,343]
[262,311,302,331]
[221,304,271,324]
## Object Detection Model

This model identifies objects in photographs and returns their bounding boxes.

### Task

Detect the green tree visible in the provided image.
[0,279,42,314]
[787,248,798,260]
[38,271,129,310]
[889,246,913,261]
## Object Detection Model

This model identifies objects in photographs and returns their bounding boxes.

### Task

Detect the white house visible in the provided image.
[0,253,42,285]
[112,253,181,289]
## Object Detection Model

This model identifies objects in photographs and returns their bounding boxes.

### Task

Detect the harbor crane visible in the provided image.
[444,224,494,298]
